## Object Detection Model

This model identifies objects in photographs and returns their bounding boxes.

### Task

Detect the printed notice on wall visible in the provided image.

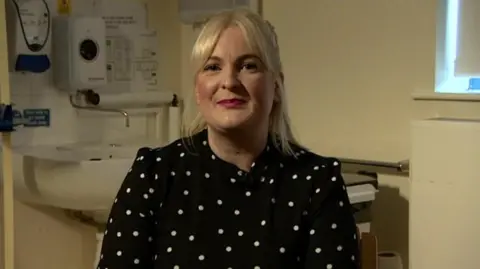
[23,109,51,127]
[93,0,159,93]
[97,0,148,30]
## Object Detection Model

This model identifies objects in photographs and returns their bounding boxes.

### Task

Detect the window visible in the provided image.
[436,0,480,95]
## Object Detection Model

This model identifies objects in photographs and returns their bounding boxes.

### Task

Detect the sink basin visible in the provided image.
[17,142,145,162]
[55,143,138,160]
[6,142,159,212]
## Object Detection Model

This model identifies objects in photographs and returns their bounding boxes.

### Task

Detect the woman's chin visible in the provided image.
[210,119,252,133]
[215,122,248,132]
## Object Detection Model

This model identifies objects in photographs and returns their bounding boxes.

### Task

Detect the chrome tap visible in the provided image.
[69,90,130,127]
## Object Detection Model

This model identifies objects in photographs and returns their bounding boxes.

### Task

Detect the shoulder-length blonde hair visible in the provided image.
[182,8,299,156]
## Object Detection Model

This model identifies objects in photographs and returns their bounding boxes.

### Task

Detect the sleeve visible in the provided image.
[304,158,360,269]
[96,147,168,269]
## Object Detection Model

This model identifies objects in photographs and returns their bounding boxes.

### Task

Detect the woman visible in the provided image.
[97,8,359,269]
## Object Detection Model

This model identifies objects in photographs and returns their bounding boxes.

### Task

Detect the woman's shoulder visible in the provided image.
[300,150,341,170]
[282,143,341,169]
[134,131,206,163]
[283,145,343,185]
[133,139,184,162]
[127,139,188,182]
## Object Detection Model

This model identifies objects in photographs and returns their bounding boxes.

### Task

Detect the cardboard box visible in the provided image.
[358,228,378,269]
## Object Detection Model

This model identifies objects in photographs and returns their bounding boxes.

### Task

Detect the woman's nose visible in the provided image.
[220,68,241,90]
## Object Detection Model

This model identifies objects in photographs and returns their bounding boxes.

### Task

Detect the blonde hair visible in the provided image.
[182,8,299,156]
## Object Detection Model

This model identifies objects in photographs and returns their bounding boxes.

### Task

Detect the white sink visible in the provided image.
[7,143,157,212]
[17,142,143,162]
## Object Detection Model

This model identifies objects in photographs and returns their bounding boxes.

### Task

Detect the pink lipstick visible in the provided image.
[217,98,246,108]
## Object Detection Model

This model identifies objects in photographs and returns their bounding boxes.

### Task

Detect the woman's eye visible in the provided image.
[203,64,220,71]
[242,62,259,71]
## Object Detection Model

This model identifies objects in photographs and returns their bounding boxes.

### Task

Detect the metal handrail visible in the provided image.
[339,158,409,176]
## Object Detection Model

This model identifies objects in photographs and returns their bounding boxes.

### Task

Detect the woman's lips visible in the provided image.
[217,98,246,108]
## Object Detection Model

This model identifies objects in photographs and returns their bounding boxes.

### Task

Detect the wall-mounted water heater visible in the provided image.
[178,0,260,24]
[52,16,107,91]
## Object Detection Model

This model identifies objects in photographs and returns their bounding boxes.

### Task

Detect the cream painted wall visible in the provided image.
[1,0,480,268]
[178,0,479,265]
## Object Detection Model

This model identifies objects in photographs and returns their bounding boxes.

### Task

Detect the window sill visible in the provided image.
[412,91,480,102]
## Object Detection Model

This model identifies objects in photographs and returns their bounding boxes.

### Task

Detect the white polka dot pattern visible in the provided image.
[97,130,359,269]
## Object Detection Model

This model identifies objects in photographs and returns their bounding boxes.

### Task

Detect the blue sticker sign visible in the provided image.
[23,109,50,127]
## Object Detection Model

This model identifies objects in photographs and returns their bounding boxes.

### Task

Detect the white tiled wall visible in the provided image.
[10,72,151,147]
[0,0,180,267]
[0,58,153,269]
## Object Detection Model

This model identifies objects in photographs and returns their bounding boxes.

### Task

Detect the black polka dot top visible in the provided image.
[97,129,360,269]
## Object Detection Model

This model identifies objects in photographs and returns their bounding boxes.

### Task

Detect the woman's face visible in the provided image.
[195,26,276,133]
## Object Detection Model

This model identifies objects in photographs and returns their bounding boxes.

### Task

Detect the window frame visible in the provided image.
[412,0,480,101]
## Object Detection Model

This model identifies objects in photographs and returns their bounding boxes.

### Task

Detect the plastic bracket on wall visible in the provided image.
[0,104,16,132]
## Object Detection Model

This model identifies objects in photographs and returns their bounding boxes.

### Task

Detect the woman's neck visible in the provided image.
[207,126,268,171]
